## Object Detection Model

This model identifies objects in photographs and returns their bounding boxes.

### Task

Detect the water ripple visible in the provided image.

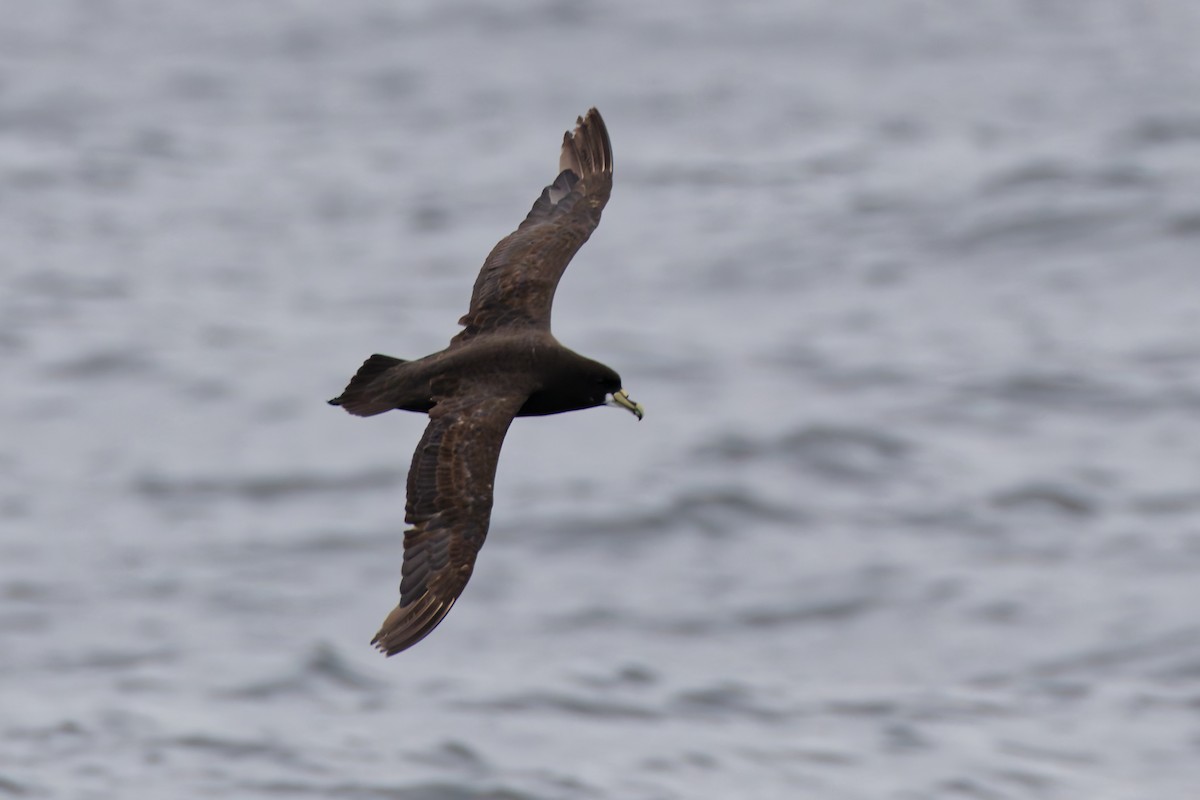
[133,467,403,504]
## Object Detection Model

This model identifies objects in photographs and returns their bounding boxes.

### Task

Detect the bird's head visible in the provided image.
[594,366,644,421]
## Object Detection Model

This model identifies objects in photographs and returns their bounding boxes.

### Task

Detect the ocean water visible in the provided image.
[4,1,1200,798]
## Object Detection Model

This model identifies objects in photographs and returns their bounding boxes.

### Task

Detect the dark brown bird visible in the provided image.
[329,108,643,656]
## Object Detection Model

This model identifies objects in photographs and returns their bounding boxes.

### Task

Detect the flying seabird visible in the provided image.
[329,108,643,656]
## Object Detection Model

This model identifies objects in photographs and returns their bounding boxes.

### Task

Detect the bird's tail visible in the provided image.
[328,353,406,416]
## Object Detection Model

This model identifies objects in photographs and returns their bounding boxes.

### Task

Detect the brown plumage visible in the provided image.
[329,108,644,656]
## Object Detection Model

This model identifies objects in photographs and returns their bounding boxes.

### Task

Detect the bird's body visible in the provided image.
[332,333,623,419]
[329,109,643,655]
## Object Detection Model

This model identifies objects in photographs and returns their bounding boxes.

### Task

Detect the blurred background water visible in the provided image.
[4,1,1200,798]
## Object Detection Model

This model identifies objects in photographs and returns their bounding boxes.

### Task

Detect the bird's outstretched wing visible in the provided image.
[453,108,613,344]
[372,388,528,655]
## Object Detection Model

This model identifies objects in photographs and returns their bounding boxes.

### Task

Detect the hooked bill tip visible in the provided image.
[608,389,644,420]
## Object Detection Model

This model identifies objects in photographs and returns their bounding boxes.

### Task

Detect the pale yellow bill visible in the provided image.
[608,389,644,421]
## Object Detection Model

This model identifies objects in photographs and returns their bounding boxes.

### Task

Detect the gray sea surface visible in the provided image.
[4,2,1200,798]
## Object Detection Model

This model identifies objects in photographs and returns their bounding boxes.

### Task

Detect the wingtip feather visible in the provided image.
[371,595,458,656]
[559,107,612,180]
